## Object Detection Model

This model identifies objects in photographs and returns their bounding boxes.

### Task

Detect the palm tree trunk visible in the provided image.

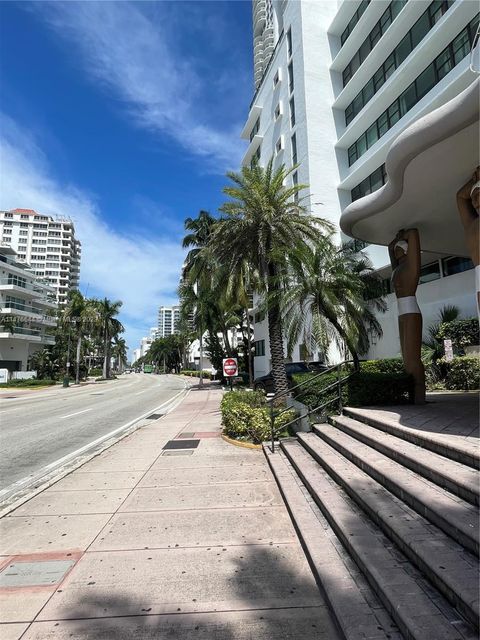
[267,266,288,397]
[199,327,204,387]
[103,328,108,379]
[325,312,360,371]
[245,306,253,387]
[75,334,82,385]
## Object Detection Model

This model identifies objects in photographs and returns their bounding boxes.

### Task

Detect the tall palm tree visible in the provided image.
[281,240,385,370]
[94,298,124,379]
[62,291,97,384]
[211,160,332,396]
[111,336,128,373]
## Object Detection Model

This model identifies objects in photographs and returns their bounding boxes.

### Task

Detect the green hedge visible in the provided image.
[221,390,296,444]
[437,318,479,353]
[359,358,405,374]
[180,370,213,379]
[0,378,56,387]
[88,367,103,377]
[292,369,413,413]
[442,356,480,391]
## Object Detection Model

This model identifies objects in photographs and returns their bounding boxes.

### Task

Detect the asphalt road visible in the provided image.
[0,373,187,494]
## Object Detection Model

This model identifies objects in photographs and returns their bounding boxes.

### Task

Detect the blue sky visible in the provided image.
[0,1,252,354]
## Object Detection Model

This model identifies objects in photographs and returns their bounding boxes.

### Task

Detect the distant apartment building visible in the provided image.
[244,0,478,375]
[0,245,57,372]
[0,209,81,305]
[157,305,180,338]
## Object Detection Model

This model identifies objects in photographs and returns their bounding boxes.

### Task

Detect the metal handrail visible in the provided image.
[268,360,355,453]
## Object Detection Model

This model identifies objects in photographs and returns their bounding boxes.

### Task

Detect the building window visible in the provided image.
[341,0,370,46]
[292,171,299,203]
[351,164,387,201]
[20,214,30,220]
[342,0,407,87]
[291,133,297,164]
[3,213,13,219]
[442,256,474,277]
[286,28,292,58]
[18,238,27,244]
[347,14,479,166]
[289,96,296,127]
[275,136,284,155]
[274,102,282,120]
[345,0,457,125]
[250,117,260,142]
[3,228,12,234]
[20,223,30,228]
[419,261,441,284]
[3,222,12,227]
[287,61,294,94]
[254,340,265,357]
[273,69,281,87]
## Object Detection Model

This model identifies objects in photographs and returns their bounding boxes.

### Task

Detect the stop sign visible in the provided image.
[223,358,238,377]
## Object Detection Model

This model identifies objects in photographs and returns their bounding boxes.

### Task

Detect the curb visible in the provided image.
[221,434,262,450]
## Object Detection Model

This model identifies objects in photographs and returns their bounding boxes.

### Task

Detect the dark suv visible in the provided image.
[253,362,326,394]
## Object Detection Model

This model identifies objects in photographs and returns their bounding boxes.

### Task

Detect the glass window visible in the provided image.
[411,12,430,49]
[416,64,436,100]
[366,122,378,148]
[359,40,370,64]
[399,83,417,117]
[254,340,265,357]
[373,67,385,92]
[380,10,392,32]
[287,29,292,57]
[370,166,385,192]
[442,256,474,276]
[383,53,396,80]
[396,33,412,66]
[419,261,441,284]
[357,133,367,157]
[289,97,295,127]
[362,78,374,103]
[288,61,294,93]
[291,133,297,164]
[343,66,352,87]
[345,104,354,125]
[435,47,453,80]
[452,29,470,65]
[348,145,358,166]
[391,0,405,20]
[377,111,389,137]
[387,101,401,127]
[351,185,361,202]
[352,93,363,117]
[370,22,381,47]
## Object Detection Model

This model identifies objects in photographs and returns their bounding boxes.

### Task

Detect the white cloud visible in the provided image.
[32,1,245,172]
[0,113,184,354]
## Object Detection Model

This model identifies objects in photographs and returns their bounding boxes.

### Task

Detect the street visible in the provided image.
[0,374,187,501]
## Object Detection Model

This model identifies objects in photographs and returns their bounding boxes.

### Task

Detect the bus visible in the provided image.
[143,364,154,373]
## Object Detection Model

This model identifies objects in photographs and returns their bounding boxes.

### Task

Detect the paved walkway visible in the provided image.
[0,387,341,640]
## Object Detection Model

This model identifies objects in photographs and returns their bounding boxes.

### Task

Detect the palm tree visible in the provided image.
[281,240,385,370]
[94,298,124,379]
[62,291,97,384]
[211,160,332,396]
[422,305,460,380]
[111,336,128,373]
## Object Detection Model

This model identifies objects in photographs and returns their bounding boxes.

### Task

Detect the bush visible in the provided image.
[437,318,479,355]
[180,370,212,379]
[292,369,413,413]
[89,367,103,377]
[442,356,480,391]
[360,358,405,374]
[0,378,56,387]
[220,390,296,444]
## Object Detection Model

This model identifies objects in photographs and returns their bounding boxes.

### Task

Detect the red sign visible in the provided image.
[223,358,238,377]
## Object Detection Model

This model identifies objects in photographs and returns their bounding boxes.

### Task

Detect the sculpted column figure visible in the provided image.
[389,228,425,405]
[456,166,480,308]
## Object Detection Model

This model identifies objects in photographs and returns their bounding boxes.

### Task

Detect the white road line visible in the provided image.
[60,408,92,419]
[134,389,150,395]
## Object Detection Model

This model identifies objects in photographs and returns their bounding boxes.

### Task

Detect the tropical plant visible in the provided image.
[93,298,124,379]
[111,336,128,372]
[28,348,60,380]
[211,160,332,396]
[421,305,460,381]
[62,290,97,384]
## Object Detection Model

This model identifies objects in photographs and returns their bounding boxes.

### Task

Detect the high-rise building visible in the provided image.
[157,305,180,338]
[0,245,57,372]
[0,209,81,305]
[244,0,478,375]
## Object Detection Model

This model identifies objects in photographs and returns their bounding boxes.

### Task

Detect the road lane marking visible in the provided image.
[60,408,92,419]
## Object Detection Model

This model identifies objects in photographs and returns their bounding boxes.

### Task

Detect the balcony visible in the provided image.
[0,325,56,344]
[240,104,263,141]
[241,133,263,167]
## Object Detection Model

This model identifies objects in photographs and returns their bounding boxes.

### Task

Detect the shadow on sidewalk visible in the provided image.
[50,542,342,639]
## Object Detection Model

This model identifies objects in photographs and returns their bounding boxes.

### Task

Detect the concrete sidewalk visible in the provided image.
[0,386,341,639]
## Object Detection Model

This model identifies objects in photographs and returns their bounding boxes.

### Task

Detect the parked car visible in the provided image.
[253,361,329,394]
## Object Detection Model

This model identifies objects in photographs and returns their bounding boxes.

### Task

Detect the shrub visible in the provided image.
[89,367,103,377]
[180,370,212,379]
[359,358,405,374]
[292,369,413,413]
[442,356,480,391]
[437,318,479,354]
[220,390,296,444]
[0,378,56,387]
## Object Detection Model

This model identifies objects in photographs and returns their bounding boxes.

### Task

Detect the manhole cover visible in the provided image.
[176,432,195,438]
[0,560,75,587]
[161,450,194,456]
[163,439,199,450]
[147,413,164,420]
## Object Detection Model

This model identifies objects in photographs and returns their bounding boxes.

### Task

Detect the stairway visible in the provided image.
[264,408,479,640]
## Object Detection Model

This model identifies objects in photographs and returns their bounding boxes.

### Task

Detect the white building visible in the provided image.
[0,209,81,305]
[157,305,180,338]
[244,0,478,375]
[0,245,57,372]
[132,348,141,365]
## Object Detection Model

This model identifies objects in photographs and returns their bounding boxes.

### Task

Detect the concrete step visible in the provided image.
[280,439,475,640]
[329,415,479,506]
[263,442,403,640]
[344,407,480,470]
[299,431,480,630]
[313,423,479,556]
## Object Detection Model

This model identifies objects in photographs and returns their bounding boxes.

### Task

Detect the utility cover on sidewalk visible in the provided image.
[0,560,75,587]
[163,439,199,450]
[147,413,164,420]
